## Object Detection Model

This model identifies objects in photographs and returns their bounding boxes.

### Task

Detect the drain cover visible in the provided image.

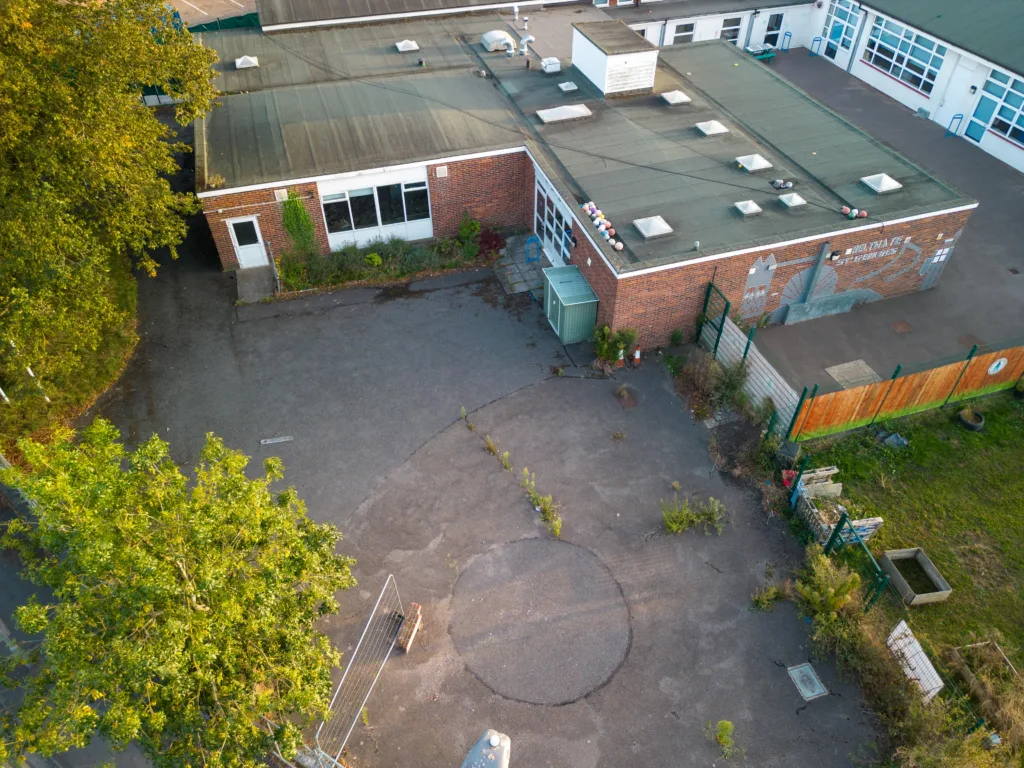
[788,663,828,701]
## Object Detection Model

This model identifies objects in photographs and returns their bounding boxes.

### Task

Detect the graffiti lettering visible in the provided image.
[836,246,899,266]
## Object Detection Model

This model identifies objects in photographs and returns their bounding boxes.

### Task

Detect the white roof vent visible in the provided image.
[696,120,729,136]
[736,154,773,173]
[661,90,691,105]
[861,173,903,194]
[735,200,763,217]
[536,104,593,124]
[779,192,807,208]
[395,40,420,52]
[633,215,674,239]
[234,55,259,70]
[481,30,515,52]
[558,81,579,93]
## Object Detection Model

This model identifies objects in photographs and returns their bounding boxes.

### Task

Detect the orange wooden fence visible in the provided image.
[790,344,1024,441]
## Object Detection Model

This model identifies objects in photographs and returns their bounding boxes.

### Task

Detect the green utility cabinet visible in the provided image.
[542,266,599,345]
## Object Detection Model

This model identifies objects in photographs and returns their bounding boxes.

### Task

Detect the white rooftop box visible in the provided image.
[696,120,728,136]
[558,81,578,93]
[235,55,259,70]
[735,200,763,216]
[572,21,658,96]
[536,104,594,124]
[541,57,562,74]
[779,192,807,208]
[481,30,515,52]
[395,40,420,52]
[861,173,903,194]
[736,154,773,172]
[661,90,691,105]
[633,215,673,239]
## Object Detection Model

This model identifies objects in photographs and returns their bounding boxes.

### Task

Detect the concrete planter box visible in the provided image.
[881,548,952,605]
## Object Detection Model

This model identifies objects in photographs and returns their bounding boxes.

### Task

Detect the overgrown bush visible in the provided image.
[662,496,726,535]
[593,325,638,363]
[795,545,861,625]
[282,191,317,256]
[751,585,781,611]
[670,328,684,347]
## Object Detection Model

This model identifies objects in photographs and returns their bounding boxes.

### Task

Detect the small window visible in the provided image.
[991,69,1011,84]
[673,22,694,44]
[965,120,986,142]
[973,96,997,123]
[404,182,430,221]
[232,220,259,246]
[322,193,353,233]
[720,17,742,43]
[349,188,379,230]
[377,184,405,226]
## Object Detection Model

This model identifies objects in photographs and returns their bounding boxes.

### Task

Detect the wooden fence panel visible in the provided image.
[949,347,1024,402]
[791,343,1024,441]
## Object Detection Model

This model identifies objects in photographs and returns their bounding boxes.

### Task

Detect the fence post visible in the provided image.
[824,511,848,555]
[791,383,818,442]
[869,364,902,427]
[789,454,809,508]
[711,299,731,360]
[762,409,778,445]
[742,326,756,362]
[697,282,713,341]
[785,386,809,441]
[944,344,978,406]
[865,572,890,611]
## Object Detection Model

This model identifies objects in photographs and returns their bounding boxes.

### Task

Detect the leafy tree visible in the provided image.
[0,420,356,766]
[0,0,217,442]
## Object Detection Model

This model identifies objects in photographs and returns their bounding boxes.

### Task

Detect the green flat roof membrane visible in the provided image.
[544,267,598,306]
[788,663,828,701]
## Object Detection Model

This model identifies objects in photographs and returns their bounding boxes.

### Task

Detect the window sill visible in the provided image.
[858,60,932,99]
[987,128,1024,151]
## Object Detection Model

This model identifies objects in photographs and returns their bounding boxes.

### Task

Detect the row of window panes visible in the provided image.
[322,182,429,234]
[863,17,945,95]
[966,69,1024,146]
[823,0,860,52]
[720,17,741,43]
[673,22,694,44]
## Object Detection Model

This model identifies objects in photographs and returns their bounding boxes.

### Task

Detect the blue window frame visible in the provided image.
[822,0,860,60]
[967,69,1024,148]
[862,16,945,95]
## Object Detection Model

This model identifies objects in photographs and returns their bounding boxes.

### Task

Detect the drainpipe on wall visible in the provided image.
[846,7,869,73]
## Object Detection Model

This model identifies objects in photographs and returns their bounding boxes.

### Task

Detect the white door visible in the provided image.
[535,180,571,267]
[228,217,269,268]
[933,57,979,131]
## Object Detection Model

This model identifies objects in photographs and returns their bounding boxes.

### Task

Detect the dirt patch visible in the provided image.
[615,386,638,409]
[955,532,1011,590]
[893,555,940,595]
[470,277,535,320]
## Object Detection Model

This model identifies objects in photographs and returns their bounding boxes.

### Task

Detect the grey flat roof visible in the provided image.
[256,0,579,29]
[605,0,810,24]
[201,18,496,93]
[864,0,1024,76]
[196,68,522,191]
[484,40,971,270]
[572,20,657,55]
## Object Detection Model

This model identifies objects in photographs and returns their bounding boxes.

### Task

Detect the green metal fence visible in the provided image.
[189,12,260,32]
[697,283,730,359]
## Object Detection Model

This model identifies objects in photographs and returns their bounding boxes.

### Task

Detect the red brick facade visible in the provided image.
[427,151,535,239]
[570,207,974,348]
[202,152,535,270]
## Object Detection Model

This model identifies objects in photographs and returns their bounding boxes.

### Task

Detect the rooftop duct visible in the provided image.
[481,30,515,52]
[633,215,673,239]
[696,120,728,136]
[861,173,903,194]
[536,104,593,124]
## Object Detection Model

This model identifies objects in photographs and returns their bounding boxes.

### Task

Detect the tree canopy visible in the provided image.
[0,420,356,766]
[0,0,217,446]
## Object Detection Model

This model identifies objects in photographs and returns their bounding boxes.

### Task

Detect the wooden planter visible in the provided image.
[881,548,952,605]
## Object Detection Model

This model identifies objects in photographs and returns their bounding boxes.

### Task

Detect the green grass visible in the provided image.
[807,394,1024,666]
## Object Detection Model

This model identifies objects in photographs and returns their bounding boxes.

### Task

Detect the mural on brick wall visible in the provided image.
[781,264,839,305]
[740,254,776,318]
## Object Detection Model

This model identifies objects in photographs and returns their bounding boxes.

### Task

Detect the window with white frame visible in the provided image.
[720,18,741,43]
[862,17,945,95]
[822,0,860,60]
[673,23,694,45]
[321,182,430,234]
[965,69,1024,146]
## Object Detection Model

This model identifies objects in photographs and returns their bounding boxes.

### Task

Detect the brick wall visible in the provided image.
[567,220,619,328]
[428,152,535,238]
[201,182,329,270]
[606,207,974,348]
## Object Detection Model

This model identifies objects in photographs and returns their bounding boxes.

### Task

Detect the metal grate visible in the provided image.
[315,575,404,764]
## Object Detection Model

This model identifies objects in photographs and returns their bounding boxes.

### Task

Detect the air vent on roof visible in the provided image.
[696,120,728,136]
[396,40,420,52]
[234,56,259,70]
[861,173,903,194]
[559,82,579,93]
[633,215,673,239]
[736,154,773,173]
[779,192,807,208]
[735,200,763,217]
[536,104,593,124]
[661,90,691,105]
[481,30,515,52]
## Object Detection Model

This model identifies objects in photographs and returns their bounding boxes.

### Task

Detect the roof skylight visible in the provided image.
[861,173,903,194]
[633,215,673,239]
[735,200,763,216]
[395,40,420,52]
[696,120,729,136]
[779,192,806,208]
[661,90,692,105]
[536,104,593,124]
[736,154,773,172]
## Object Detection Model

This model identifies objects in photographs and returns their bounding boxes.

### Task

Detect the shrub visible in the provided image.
[717,361,748,407]
[364,253,382,267]
[670,328,684,347]
[457,213,481,244]
[478,229,506,259]
[592,325,638,363]
[751,585,780,611]
[662,496,726,535]
[795,545,861,625]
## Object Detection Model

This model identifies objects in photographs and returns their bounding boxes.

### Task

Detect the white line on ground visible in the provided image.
[260,436,294,445]
[229,0,245,7]
[179,0,209,15]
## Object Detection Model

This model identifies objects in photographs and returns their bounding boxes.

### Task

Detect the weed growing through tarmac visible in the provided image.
[612,431,627,442]
[750,584,781,611]
[670,480,681,492]
[661,496,726,535]
[521,468,562,538]
[460,405,467,420]
[500,450,511,471]
[483,434,498,455]
[705,720,743,759]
